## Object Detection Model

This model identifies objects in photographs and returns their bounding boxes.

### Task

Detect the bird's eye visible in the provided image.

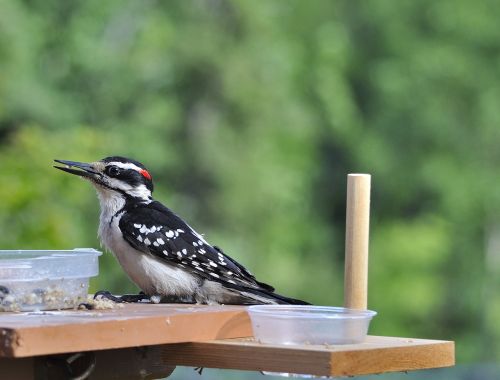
[106,166,121,177]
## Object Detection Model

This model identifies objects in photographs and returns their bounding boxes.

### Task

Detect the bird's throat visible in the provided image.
[96,187,126,223]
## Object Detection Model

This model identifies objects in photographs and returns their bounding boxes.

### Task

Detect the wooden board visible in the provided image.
[0,304,251,358]
[161,336,455,377]
[0,304,455,377]
[0,347,176,380]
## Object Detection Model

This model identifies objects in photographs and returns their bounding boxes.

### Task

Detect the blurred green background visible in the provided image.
[1,0,499,378]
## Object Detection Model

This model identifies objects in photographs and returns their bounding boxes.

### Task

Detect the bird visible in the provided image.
[54,156,308,305]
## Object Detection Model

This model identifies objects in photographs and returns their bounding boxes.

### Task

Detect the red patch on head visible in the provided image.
[140,169,152,180]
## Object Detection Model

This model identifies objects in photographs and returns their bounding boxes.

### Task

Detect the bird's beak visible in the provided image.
[53,159,100,180]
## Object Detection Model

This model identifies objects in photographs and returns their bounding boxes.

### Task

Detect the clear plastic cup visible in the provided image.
[248,305,377,345]
[0,249,101,311]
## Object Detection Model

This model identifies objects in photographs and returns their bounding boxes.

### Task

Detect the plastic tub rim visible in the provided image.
[0,248,101,258]
[248,305,377,320]
[0,248,102,280]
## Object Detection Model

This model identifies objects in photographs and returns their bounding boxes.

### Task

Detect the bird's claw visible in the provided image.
[78,302,95,310]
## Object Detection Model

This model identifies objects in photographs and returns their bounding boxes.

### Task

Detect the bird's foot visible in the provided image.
[92,291,198,305]
[159,295,196,304]
[93,290,151,303]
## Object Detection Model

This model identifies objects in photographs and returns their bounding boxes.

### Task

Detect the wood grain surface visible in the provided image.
[161,335,455,377]
[0,304,251,357]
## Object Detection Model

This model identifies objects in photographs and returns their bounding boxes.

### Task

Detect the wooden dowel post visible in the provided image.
[344,174,371,310]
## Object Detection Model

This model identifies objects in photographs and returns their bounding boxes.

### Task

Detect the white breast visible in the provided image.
[96,190,199,297]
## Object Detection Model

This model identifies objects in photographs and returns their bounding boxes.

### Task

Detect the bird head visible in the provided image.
[54,156,154,201]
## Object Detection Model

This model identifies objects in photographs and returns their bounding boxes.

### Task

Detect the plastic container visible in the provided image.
[0,249,101,312]
[248,305,377,345]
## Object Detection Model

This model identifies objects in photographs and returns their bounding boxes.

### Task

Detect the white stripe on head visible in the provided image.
[127,184,152,200]
[103,177,152,201]
[108,161,144,172]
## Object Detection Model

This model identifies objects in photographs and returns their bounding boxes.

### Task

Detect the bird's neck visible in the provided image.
[96,188,127,223]
[94,185,152,222]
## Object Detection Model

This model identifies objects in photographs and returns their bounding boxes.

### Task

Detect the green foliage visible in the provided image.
[0,0,499,364]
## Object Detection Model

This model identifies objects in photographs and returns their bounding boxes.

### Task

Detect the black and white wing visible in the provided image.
[118,201,276,294]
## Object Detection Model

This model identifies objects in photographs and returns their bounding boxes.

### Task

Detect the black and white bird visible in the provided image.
[54,156,308,305]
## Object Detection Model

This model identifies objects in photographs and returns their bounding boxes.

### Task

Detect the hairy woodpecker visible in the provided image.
[54,156,308,305]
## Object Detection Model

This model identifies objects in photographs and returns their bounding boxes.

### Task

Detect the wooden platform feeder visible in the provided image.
[0,174,455,379]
